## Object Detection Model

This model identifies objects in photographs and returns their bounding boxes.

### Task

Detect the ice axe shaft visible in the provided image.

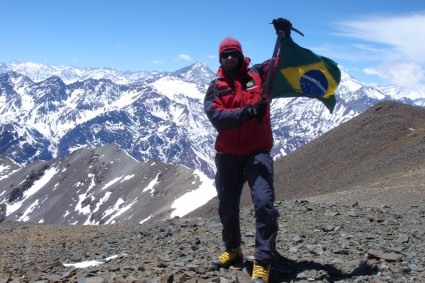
[260,30,285,100]
[256,30,284,124]
[257,22,304,124]
[261,25,304,99]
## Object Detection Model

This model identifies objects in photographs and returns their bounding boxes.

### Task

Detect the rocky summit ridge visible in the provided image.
[0,200,423,282]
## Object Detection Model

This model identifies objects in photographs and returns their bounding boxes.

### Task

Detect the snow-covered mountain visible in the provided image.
[1,60,424,224]
[0,62,215,177]
[1,61,424,176]
[0,61,156,85]
[0,144,215,224]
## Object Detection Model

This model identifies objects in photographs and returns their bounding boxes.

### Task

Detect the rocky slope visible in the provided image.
[0,199,423,282]
[0,144,215,225]
[274,100,425,207]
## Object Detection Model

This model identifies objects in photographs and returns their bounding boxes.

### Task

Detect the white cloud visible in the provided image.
[334,12,425,88]
[175,54,192,61]
[336,12,425,62]
[364,62,425,89]
[150,60,165,65]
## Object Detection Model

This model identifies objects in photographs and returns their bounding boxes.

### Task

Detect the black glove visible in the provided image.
[272,18,292,36]
[244,99,268,119]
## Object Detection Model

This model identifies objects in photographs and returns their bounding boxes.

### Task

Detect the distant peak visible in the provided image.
[173,62,210,74]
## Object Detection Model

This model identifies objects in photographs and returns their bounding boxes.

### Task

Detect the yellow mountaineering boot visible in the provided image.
[211,247,243,269]
[251,261,270,283]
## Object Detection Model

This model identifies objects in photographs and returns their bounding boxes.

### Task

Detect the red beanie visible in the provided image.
[219,37,243,55]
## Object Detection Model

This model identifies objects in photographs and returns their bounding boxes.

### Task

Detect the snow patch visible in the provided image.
[121,174,134,182]
[170,170,216,218]
[151,77,203,100]
[101,176,122,191]
[143,173,160,194]
[63,254,126,269]
[7,166,58,216]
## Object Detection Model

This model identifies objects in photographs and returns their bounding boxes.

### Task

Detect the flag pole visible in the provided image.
[256,30,284,124]
[261,24,304,100]
[260,30,285,100]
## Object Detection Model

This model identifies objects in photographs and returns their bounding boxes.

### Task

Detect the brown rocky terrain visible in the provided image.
[275,100,425,209]
[0,100,424,282]
[0,201,423,282]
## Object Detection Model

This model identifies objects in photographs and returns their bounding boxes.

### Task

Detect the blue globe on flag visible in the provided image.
[300,70,328,97]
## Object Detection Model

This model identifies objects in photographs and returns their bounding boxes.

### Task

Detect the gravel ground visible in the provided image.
[1,199,424,282]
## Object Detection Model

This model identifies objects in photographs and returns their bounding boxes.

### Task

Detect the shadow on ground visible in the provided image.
[242,253,378,282]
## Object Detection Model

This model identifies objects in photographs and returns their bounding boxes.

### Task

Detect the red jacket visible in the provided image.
[204,57,273,155]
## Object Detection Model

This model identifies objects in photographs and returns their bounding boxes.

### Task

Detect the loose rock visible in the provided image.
[0,201,423,282]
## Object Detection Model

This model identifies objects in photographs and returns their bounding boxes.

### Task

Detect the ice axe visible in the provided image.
[256,18,304,124]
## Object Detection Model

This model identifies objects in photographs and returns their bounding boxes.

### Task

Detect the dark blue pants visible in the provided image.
[215,152,279,264]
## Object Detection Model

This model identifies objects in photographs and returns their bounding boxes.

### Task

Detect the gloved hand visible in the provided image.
[244,98,268,119]
[272,18,292,36]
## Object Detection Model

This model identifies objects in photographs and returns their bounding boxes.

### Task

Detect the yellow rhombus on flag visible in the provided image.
[270,37,341,113]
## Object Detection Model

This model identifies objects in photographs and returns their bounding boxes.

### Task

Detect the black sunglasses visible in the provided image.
[221,51,241,59]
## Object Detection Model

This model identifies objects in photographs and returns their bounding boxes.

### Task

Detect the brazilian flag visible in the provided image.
[269,37,340,113]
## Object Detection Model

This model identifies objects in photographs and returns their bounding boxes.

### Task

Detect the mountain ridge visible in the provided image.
[0,143,216,225]
[1,61,425,225]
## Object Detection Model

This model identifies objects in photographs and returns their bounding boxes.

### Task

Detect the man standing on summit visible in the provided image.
[204,18,292,283]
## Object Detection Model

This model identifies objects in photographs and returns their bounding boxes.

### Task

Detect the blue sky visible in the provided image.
[1,1,425,89]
